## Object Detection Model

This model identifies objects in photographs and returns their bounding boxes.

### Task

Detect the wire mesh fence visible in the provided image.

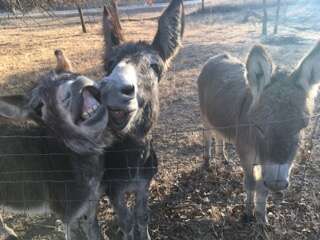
[0,0,177,29]
[0,0,107,29]
[1,0,320,238]
[1,0,319,34]
[0,112,319,239]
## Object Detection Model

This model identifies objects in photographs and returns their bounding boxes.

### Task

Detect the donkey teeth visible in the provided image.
[82,112,90,120]
[90,104,99,113]
[82,105,99,120]
[92,104,99,110]
[113,111,124,118]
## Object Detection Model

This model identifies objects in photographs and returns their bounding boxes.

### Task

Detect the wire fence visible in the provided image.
[1,0,319,34]
[0,110,319,238]
[1,0,320,238]
[0,0,104,29]
[0,0,181,29]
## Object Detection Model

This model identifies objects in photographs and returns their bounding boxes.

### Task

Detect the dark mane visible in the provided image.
[105,41,158,73]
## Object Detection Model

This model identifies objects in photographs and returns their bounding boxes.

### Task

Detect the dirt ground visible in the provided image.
[0,3,320,240]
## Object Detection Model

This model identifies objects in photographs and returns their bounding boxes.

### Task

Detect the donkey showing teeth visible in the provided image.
[198,42,320,224]
[0,50,111,240]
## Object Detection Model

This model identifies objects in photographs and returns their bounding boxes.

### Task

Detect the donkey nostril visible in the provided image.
[121,85,135,96]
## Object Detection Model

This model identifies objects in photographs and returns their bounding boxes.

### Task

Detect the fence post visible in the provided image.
[273,0,281,34]
[262,0,268,35]
[77,4,87,33]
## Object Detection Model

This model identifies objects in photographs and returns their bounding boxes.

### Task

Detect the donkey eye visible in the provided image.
[62,92,71,103]
[34,102,44,117]
[150,63,161,76]
[107,60,115,73]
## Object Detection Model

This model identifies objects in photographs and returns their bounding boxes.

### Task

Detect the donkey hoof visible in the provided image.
[201,161,210,170]
[255,212,269,225]
[241,213,255,223]
[134,226,151,240]
[202,156,211,169]
[6,236,18,240]
[1,225,19,240]
[118,229,134,240]
[223,159,229,166]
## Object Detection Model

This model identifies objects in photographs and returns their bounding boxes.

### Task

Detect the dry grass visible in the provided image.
[1,6,320,240]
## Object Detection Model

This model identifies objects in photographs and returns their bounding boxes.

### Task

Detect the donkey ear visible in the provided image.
[54,49,73,73]
[103,3,123,51]
[152,0,184,64]
[109,0,123,32]
[0,95,30,120]
[246,45,273,104]
[291,41,320,91]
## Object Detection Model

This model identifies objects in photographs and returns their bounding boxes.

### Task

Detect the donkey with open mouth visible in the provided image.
[198,42,320,224]
[99,0,184,239]
[0,50,111,240]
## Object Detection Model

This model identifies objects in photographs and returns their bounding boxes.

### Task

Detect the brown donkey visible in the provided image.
[198,42,320,223]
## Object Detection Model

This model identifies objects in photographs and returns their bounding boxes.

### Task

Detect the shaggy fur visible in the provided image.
[0,53,110,240]
[198,42,320,224]
[100,0,184,239]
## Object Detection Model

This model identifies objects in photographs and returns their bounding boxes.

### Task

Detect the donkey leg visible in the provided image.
[242,173,255,223]
[64,221,83,240]
[223,142,236,163]
[0,215,18,240]
[65,217,93,240]
[109,190,134,240]
[255,181,269,224]
[203,124,213,169]
[83,215,102,240]
[77,208,102,240]
[134,181,151,240]
[213,135,227,164]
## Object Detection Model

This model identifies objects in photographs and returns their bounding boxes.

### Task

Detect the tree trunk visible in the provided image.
[273,0,281,34]
[202,0,205,11]
[262,0,268,35]
[77,4,87,33]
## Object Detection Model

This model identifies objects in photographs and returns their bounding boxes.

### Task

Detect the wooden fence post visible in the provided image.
[273,0,281,34]
[77,4,87,33]
[262,0,268,35]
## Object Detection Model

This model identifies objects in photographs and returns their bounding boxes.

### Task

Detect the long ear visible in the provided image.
[291,41,320,91]
[152,0,185,64]
[103,3,123,51]
[0,95,30,120]
[110,0,122,31]
[54,49,73,73]
[246,45,273,104]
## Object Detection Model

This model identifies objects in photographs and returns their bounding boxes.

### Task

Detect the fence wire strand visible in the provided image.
[0,113,317,205]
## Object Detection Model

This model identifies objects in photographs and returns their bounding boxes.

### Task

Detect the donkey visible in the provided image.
[198,42,320,224]
[99,0,184,239]
[0,50,110,239]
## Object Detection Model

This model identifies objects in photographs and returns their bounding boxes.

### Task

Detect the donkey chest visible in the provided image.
[104,144,157,182]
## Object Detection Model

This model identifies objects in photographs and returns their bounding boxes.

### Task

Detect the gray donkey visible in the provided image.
[100,0,184,239]
[0,50,110,239]
[198,42,320,223]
